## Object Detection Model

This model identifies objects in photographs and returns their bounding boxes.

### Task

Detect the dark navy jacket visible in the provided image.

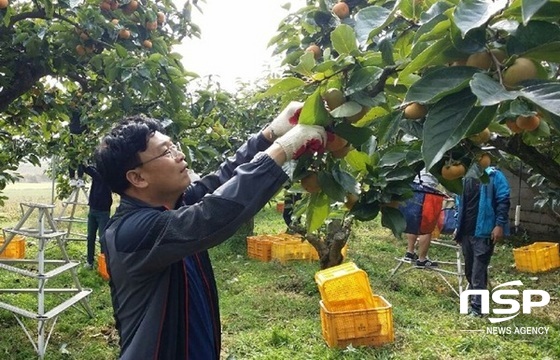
[84,165,113,211]
[101,133,288,359]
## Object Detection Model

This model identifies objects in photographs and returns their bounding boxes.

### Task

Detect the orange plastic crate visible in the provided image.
[513,242,560,273]
[320,295,394,348]
[0,235,26,259]
[315,262,375,311]
[246,235,286,262]
[98,253,110,280]
[271,239,316,263]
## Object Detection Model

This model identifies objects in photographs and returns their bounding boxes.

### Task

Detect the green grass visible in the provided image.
[0,183,559,359]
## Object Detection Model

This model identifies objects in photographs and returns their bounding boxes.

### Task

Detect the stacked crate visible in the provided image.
[247,234,349,264]
[246,235,281,262]
[315,262,394,348]
[513,242,560,273]
[271,234,317,263]
[247,233,317,263]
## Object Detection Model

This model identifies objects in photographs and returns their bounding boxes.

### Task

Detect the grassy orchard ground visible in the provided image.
[0,184,559,359]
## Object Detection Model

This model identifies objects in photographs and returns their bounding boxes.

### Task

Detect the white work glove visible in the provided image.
[274,124,326,160]
[268,101,303,138]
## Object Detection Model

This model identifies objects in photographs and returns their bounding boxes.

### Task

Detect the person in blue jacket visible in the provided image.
[455,166,511,317]
[94,103,325,360]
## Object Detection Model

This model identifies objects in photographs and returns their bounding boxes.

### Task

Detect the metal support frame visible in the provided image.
[389,239,466,297]
[0,202,93,359]
[54,185,89,241]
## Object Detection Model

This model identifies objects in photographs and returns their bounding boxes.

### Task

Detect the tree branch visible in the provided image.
[366,65,398,99]
[0,61,50,112]
[490,134,560,187]
[6,9,48,28]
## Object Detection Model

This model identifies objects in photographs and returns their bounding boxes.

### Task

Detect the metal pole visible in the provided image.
[515,162,522,233]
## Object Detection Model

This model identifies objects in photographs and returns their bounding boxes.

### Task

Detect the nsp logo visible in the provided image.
[460,280,550,323]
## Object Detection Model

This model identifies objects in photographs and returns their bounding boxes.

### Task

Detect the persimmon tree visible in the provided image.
[0,0,204,202]
[0,0,285,204]
[266,0,560,267]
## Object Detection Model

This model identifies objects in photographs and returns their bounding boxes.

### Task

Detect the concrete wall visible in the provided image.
[501,168,559,241]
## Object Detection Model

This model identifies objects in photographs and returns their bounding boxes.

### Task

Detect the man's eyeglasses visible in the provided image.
[134,142,182,168]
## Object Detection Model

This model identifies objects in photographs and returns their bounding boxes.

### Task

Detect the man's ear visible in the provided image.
[126,169,148,189]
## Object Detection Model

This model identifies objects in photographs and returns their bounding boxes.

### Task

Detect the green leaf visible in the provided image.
[379,149,407,167]
[260,77,306,98]
[346,66,383,96]
[333,122,374,147]
[291,51,316,77]
[381,206,406,239]
[385,167,417,182]
[121,69,133,82]
[300,89,331,126]
[115,44,128,58]
[453,0,508,37]
[450,25,487,54]
[332,167,360,195]
[521,0,549,25]
[414,15,451,46]
[354,6,392,45]
[306,192,330,233]
[507,21,560,55]
[400,36,458,79]
[465,105,497,137]
[44,0,54,18]
[379,38,395,65]
[520,83,560,117]
[345,149,373,174]
[350,201,380,221]
[330,101,363,119]
[470,73,518,106]
[546,113,560,132]
[376,112,403,146]
[405,66,481,105]
[330,24,358,55]
[522,42,560,62]
[318,171,346,202]
[105,65,119,83]
[422,89,477,170]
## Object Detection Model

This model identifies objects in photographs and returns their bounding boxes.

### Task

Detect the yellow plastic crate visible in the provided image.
[0,235,26,259]
[246,235,287,262]
[271,239,316,263]
[98,253,110,280]
[315,262,375,311]
[320,295,394,348]
[273,233,303,241]
[513,242,560,273]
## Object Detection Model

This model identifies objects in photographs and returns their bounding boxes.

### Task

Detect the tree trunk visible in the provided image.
[297,218,352,269]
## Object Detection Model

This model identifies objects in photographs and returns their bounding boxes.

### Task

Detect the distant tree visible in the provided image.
[0,0,204,203]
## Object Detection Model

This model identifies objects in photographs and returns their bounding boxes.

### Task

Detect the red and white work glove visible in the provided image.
[274,124,326,160]
[268,101,303,138]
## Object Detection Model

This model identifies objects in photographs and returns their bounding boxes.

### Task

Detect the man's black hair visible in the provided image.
[95,115,165,195]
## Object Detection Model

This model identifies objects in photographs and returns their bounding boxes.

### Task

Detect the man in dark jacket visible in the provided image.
[455,166,511,317]
[83,165,113,269]
[94,103,325,360]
